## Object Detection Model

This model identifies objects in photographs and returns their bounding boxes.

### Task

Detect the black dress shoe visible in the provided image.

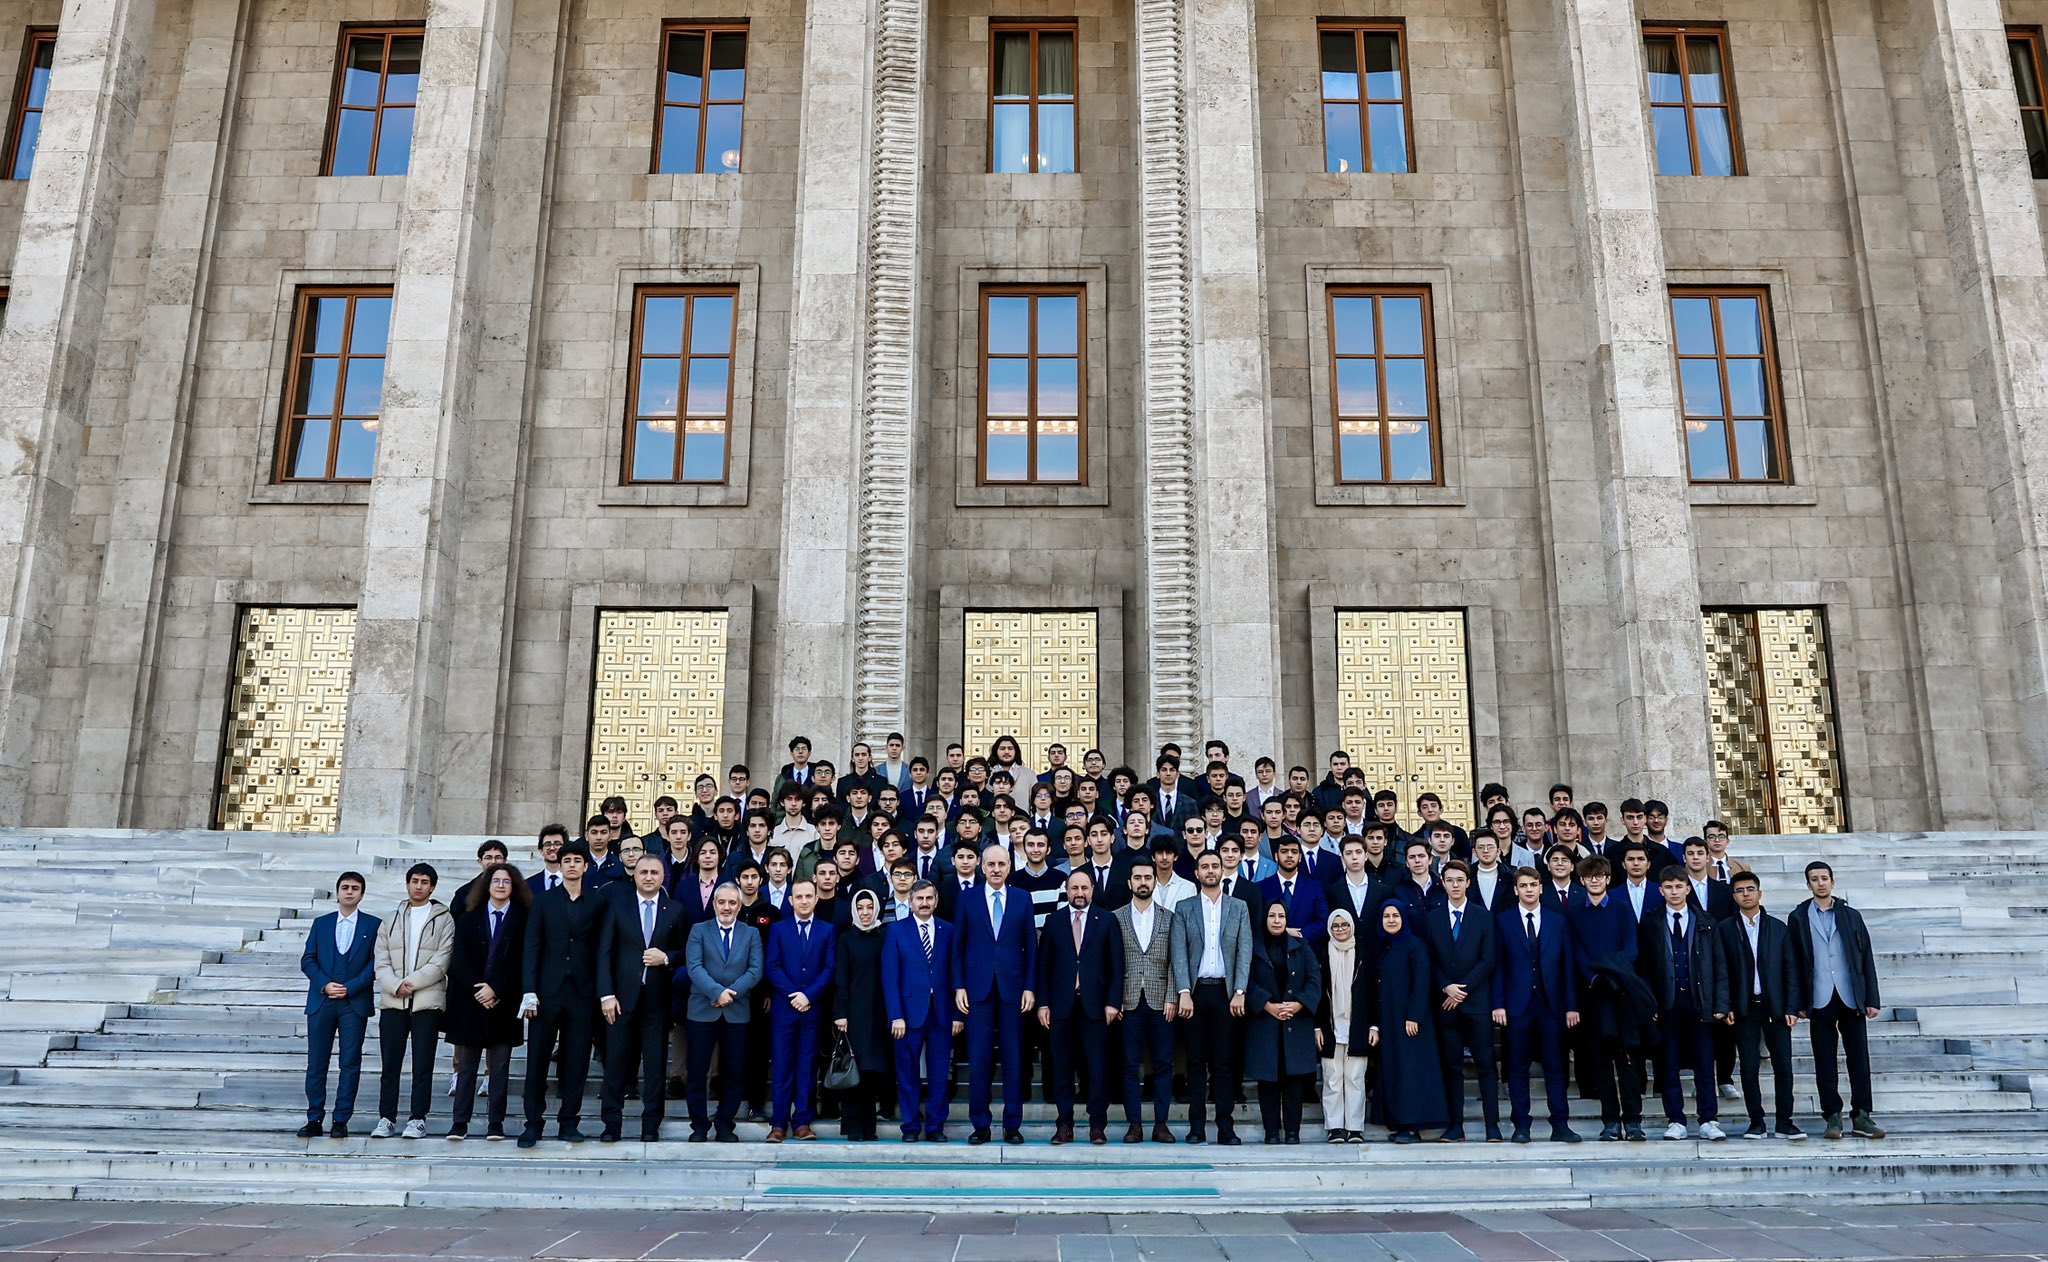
[1218,1131,1243,1146]
[715,1130,739,1143]
[1004,1130,1024,1145]
[296,1121,324,1139]
[640,1132,661,1143]
[559,1128,588,1144]
[1485,1125,1504,1143]
[901,1132,920,1143]
[1598,1123,1622,1142]
[1283,1132,1300,1145]
[689,1128,709,1143]
[1510,1127,1532,1144]
[328,1121,349,1139]
[1185,1128,1206,1145]
[970,1129,992,1145]
[1440,1126,1467,1142]
[1552,1125,1583,1144]
[1624,1125,1648,1142]
[517,1130,539,1149]
[599,1129,621,1143]
[925,1131,949,1143]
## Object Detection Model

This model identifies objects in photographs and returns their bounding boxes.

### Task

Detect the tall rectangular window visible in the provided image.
[1670,287,1786,483]
[4,29,55,181]
[1319,24,1411,174]
[627,287,738,484]
[278,288,392,483]
[656,25,747,174]
[1645,25,1742,176]
[991,24,1077,173]
[1327,286,1438,484]
[981,286,1084,484]
[2012,28,2048,179]
[324,25,423,177]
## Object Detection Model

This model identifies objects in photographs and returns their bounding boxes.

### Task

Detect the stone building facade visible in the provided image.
[0,0,2043,838]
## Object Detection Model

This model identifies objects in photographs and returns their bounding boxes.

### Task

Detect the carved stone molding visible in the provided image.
[1135,0,1199,750]
[853,0,925,743]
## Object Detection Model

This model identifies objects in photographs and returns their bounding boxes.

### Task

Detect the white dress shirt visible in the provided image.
[334,911,359,955]
[1130,902,1156,952]
[1741,911,1763,994]
[1197,891,1226,980]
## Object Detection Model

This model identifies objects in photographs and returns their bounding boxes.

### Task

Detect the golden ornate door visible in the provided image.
[1334,610,1474,825]
[963,611,1099,772]
[585,610,730,816]
[1701,607,1846,833]
[215,607,358,833]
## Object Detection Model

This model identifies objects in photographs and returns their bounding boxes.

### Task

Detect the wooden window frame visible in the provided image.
[977,284,1088,486]
[1324,284,1443,486]
[2011,26,2048,180]
[1643,23,1745,177]
[3,28,55,182]
[1316,21,1415,175]
[987,21,1080,175]
[1670,284,1789,484]
[624,285,741,486]
[321,23,425,178]
[652,22,749,175]
[275,286,393,485]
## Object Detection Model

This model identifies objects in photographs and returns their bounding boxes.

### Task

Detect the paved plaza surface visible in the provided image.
[0,1200,2047,1262]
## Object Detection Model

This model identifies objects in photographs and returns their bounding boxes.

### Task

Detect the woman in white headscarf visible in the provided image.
[1317,908,1372,1141]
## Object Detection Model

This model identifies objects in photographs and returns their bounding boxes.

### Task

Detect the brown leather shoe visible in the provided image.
[1090,1129,1108,1145]
[1152,1123,1176,1144]
[792,1126,818,1140]
[1124,1125,1144,1144]
[765,1127,786,1144]
[1051,1125,1074,1145]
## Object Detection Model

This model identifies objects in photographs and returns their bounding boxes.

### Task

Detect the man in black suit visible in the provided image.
[526,826,568,898]
[597,854,689,1142]
[1424,860,1500,1142]
[1679,838,1735,921]
[1214,837,1265,919]
[1718,870,1806,1140]
[518,844,604,1147]
[1787,861,1885,1140]
[1036,868,1126,1145]
[1641,868,1730,1141]
[450,840,509,911]
[1466,833,1511,912]
[1149,757,1197,837]
[934,842,980,924]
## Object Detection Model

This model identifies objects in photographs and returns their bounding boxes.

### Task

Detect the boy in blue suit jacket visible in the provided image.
[881,881,963,1141]
[298,873,381,1138]
[1491,867,1582,1145]
[764,879,837,1140]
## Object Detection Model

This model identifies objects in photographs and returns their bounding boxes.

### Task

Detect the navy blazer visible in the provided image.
[1491,903,1577,1020]
[1465,866,1513,913]
[1036,904,1126,1020]
[1257,872,1331,947]
[951,882,1038,1004]
[765,917,838,1008]
[881,916,958,1028]
[1421,899,1496,1000]
[301,910,381,1016]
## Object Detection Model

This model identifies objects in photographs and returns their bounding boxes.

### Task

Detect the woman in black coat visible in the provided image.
[832,891,893,1140]
[442,863,529,1139]
[1244,900,1323,1144]
[1368,901,1448,1142]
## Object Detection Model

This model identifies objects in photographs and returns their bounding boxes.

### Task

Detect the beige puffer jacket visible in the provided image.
[374,899,456,1011]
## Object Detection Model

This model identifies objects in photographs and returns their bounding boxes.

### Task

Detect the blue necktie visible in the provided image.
[721,927,732,958]
[921,921,934,964]
[1452,909,1462,941]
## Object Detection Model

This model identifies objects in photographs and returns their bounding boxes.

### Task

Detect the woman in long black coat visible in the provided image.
[1244,900,1323,1144]
[442,863,530,1139]
[832,891,893,1140]
[1367,901,1448,1142]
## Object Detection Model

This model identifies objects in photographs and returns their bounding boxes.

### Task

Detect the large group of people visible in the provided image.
[299,736,1889,1149]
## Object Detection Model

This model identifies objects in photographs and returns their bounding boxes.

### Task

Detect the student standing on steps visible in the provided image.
[297,872,381,1140]
[371,863,454,1141]
[517,844,603,1148]
[1787,861,1887,1141]
[1716,870,1807,1141]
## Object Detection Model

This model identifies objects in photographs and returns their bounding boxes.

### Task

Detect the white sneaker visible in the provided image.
[1663,1122,1689,1140]
[1718,1083,1739,1100]
[446,1079,458,1097]
[401,1119,428,1140]
[371,1117,395,1139]
[1699,1121,1727,1141]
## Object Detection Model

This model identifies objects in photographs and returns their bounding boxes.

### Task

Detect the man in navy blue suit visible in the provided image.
[1491,867,1582,1145]
[1036,868,1125,1144]
[1257,836,1330,947]
[298,872,381,1138]
[882,881,963,1141]
[764,877,837,1142]
[952,843,1037,1145]
[1423,860,1500,1142]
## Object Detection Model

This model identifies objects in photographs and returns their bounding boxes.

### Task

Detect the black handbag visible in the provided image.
[823,1032,860,1091]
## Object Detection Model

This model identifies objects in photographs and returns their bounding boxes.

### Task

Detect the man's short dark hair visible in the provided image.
[1417,791,1442,807]
[1342,786,1366,802]
[601,795,628,814]
[406,862,439,886]
[1441,859,1472,881]
[477,840,508,859]
[1156,754,1179,772]
[336,871,367,891]
[559,841,593,865]
[1805,860,1833,879]
[780,782,806,800]
[1620,797,1646,815]
[1682,836,1708,854]
[1362,822,1388,840]
[1645,799,1670,816]
[1427,821,1454,837]
[1340,835,1365,853]
[585,813,609,832]
[654,794,679,811]
[1583,800,1608,816]
[1255,756,1275,770]
[1151,837,1181,857]
[910,755,930,771]
[1403,837,1428,855]
[1479,782,1509,802]
[1273,835,1303,854]
[1658,865,1688,885]
[789,736,812,752]
[1512,865,1542,885]
[1549,783,1573,799]
[1705,819,1729,835]
[1731,871,1761,890]
[728,763,750,776]
[1574,855,1610,881]
[539,823,569,844]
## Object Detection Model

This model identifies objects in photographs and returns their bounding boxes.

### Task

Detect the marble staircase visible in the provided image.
[0,828,2044,1210]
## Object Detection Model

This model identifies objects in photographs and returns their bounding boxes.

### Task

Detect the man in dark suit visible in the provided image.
[1466,833,1512,912]
[933,843,980,924]
[952,844,1037,1145]
[1257,836,1329,947]
[1718,871,1806,1140]
[764,877,836,1142]
[882,881,962,1141]
[1641,868,1730,1140]
[1680,838,1736,921]
[1424,860,1499,1142]
[596,854,688,1143]
[449,841,509,912]
[774,735,817,797]
[1787,861,1885,1141]
[683,882,765,1142]
[517,844,603,1147]
[1149,757,1197,837]
[298,872,381,1139]
[1491,868,1581,1145]
[1037,868,1126,1145]
[525,826,568,899]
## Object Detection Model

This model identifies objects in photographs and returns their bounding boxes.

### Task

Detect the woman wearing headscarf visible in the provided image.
[831,890,892,1140]
[1368,901,1448,1143]
[1316,908,1372,1142]
[1244,900,1322,1144]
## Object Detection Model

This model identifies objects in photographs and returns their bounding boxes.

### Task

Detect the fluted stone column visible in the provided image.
[1917,0,2048,823]
[771,0,876,753]
[1546,0,1715,826]
[339,0,514,832]
[0,0,157,822]
[68,0,249,827]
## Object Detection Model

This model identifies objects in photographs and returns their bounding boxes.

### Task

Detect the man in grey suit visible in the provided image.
[1170,850,1252,1145]
[1114,857,1180,1143]
[683,883,764,1142]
